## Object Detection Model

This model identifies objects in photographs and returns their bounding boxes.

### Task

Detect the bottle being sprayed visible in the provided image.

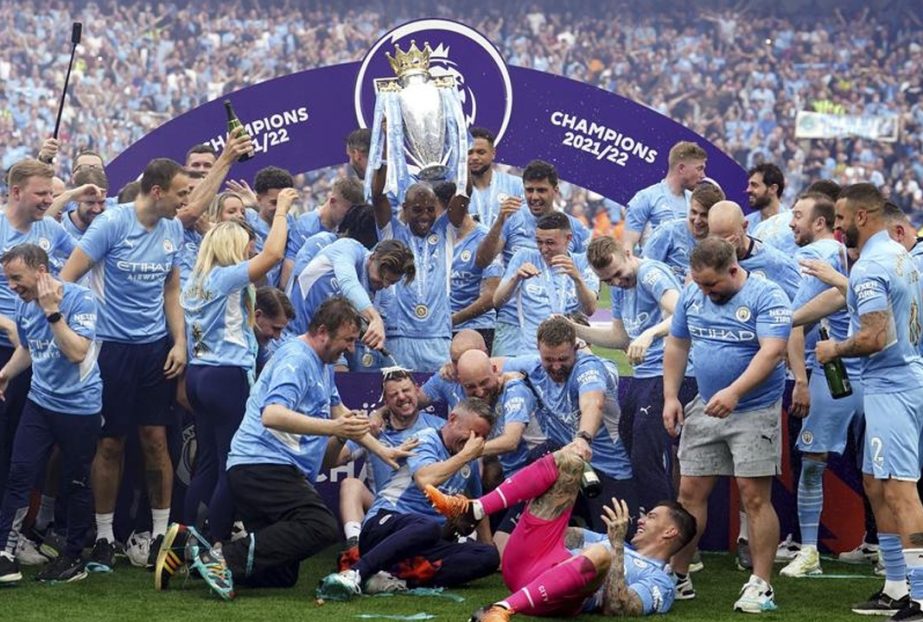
[581,462,601,498]
[224,100,254,162]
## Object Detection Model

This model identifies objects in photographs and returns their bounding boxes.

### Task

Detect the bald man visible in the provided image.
[456,349,537,557]
[456,350,535,480]
[884,201,923,275]
[419,330,488,411]
[708,201,802,302]
[372,178,470,372]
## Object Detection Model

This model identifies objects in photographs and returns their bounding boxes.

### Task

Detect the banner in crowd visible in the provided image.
[107,18,749,207]
[111,19,863,551]
[795,110,900,142]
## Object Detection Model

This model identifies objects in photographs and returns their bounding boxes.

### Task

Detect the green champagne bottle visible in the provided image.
[819,325,852,399]
[224,100,254,162]
[580,462,601,498]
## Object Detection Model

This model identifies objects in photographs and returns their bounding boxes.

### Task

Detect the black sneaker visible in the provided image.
[35,555,87,583]
[146,534,164,570]
[852,590,910,616]
[0,553,22,584]
[891,600,923,622]
[86,539,115,573]
[154,524,192,591]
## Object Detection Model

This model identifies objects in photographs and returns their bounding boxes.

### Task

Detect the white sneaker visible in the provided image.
[780,546,822,577]
[675,573,696,600]
[363,570,408,594]
[774,534,801,563]
[15,536,48,566]
[689,550,704,573]
[838,541,879,564]
[125,531,152,568]
[733,576,777,613]
[318,568,362,600]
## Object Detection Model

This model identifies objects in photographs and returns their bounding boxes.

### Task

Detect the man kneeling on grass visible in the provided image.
[425,442,696,620]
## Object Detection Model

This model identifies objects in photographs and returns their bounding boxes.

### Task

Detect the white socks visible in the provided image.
[152,508,170,538]
[96,512,115,543]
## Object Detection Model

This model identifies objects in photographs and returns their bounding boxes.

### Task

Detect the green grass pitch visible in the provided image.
[1,548,882,621]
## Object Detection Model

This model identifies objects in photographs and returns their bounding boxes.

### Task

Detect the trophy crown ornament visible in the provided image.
[386,40,432,77]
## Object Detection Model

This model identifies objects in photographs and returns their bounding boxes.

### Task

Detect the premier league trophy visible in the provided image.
[365,40,468,203]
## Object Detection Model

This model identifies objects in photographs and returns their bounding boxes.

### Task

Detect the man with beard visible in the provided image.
[493,212,599,355]
[467,127,525,228]
[478,160,593,356]
[746,164,799,256]
[476,160,590,272]
[623,141,708,251]
[642,182,725,283]
[425,446,696,620]
[319,397,499,599]
[570,235,693,515]
[884,201,923,276]
[155,298,406,598]
[334,367,444,577]
[503,317,636,532]
[60,167,109,240]
[663,237,791,613]
[815,184,923,620]
[372,177,469,372]
[779,192,862,579]
[708,200,803,569]
[346,128,371,180]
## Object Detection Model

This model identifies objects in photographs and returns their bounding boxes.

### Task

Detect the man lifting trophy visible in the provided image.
[365,40,469,203]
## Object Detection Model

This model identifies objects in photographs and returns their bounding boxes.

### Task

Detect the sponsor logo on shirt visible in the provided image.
[688,325,756,342]
[854,281,879,302]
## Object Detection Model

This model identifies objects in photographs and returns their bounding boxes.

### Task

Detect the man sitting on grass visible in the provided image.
[425,442,695,620]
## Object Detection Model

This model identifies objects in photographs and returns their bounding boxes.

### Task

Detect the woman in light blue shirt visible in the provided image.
[181,187,296,540]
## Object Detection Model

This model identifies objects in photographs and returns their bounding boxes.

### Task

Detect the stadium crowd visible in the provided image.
[1,1,921,220]
[0,2,922,622]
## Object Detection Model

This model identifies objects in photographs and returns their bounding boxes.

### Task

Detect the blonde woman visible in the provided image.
[180,187,296,540]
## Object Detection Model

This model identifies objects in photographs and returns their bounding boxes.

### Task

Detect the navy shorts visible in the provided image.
[97,337,177,437]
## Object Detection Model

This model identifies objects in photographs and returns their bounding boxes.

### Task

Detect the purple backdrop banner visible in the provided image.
[106,18,748,206]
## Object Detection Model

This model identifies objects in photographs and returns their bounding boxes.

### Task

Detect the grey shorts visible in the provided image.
[677,395,781,478]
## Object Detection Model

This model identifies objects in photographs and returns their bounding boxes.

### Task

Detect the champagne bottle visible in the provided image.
[819,325,852,399]
[581,462,601,498]
[224,100,254,162]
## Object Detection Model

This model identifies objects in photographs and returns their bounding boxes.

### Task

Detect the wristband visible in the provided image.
[46,311,63,324]
[575,430,593,444]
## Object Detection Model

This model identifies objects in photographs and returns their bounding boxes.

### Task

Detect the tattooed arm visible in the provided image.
[817,311,891,364]
[601,498,644,616]
[527,447,584,521]
[835,311,891,357]
[563,527,586,550]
